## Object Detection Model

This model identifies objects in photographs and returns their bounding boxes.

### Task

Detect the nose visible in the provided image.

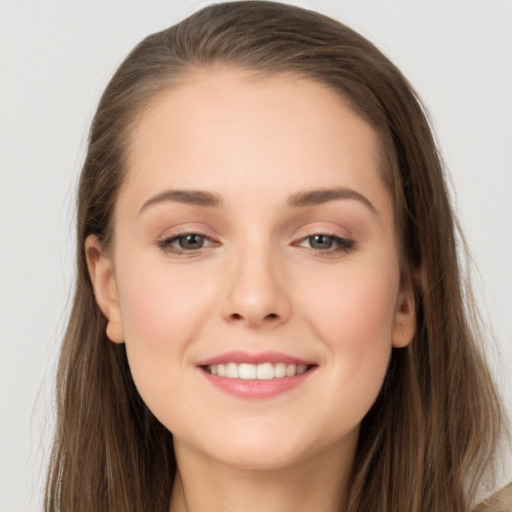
[220,242,291,328]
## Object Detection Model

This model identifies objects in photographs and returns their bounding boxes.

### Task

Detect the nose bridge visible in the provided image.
[221,233,290,326]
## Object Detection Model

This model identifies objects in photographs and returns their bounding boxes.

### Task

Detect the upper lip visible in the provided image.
[196,350,316,367]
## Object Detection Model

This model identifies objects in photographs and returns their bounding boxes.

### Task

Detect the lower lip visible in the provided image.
[199,367,315,399]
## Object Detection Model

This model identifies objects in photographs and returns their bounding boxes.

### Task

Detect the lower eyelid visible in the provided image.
[157,232,217,252]
[294,235,356,256]
[156,232,354,255]
[298,233,352,245]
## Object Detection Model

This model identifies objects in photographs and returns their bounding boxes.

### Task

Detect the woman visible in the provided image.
[45,2,508,511]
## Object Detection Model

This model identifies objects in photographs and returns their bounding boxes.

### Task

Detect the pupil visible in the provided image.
[180,234,204,249]
[310,235,333,249]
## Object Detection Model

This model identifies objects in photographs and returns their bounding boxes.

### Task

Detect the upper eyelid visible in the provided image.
[162,231,211,240]
[158,230,349,240]
[157,232,218,255]
[157,224,351,239]
[160,232,217,245]
[294,233,354,248]
[292,229,352,243]
[157,231,354,251]
[297,233,349,242]
[159,227,217,241]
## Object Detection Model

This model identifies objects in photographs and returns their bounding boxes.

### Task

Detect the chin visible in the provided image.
[208,445,311,472]
[176,419,357,473]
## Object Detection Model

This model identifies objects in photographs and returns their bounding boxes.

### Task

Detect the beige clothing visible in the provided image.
[474,482,512,512]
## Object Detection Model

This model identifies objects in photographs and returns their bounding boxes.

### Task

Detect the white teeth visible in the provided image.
[285,364,296,377]
[297,364,308,375]
[239,363,256,380]
[226,362,239,379]
[274,362,286,378]
[256,362,274,380]
[207,362,310,379]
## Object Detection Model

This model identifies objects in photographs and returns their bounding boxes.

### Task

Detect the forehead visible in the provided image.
[121,68,389,215]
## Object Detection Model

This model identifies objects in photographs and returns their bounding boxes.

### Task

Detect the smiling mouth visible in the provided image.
[203,362,315,380]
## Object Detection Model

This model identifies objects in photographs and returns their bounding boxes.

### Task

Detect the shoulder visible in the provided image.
[473,482,512,512]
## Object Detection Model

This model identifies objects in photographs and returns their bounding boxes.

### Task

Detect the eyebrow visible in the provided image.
[139,189,223,213]
[287,187,377,214]
[139,186,377,215]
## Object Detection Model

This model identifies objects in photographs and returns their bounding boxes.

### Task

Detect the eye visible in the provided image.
[306,234,335,250]
[297,234,355,255]
[157,232,217,255]
[175,233,208,250]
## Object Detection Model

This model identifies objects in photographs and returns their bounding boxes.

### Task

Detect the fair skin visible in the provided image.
[86,69,416,512]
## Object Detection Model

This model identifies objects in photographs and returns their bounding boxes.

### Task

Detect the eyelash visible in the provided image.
[295,234,355,255]
[157,232,218,256]
[157,232,355,257]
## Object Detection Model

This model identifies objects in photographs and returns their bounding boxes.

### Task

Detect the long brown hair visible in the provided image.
[45,2,505,511]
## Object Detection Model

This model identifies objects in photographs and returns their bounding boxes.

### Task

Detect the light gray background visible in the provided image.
[1,0,511,510]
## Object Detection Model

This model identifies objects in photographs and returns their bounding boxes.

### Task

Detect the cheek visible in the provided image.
[117,256,217,340]
[306,262,399,342]
[114,261,217,415]
[302,263,399,413]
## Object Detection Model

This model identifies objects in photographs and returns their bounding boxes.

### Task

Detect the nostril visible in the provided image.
[229,312,279,322]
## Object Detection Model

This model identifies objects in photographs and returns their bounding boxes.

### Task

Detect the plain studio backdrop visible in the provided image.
[1,0,511,510]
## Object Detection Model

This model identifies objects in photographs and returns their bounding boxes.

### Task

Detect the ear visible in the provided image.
[85,235,125,344]
[391,277,417,349]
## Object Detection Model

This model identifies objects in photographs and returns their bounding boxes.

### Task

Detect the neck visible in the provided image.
[169,435,356,512]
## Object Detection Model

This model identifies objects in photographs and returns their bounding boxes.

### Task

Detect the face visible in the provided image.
[87,69,415,471]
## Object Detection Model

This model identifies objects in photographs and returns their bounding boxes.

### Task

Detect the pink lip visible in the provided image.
[200,370,315,399]
[196,351,317,399]
[196,350,315,367]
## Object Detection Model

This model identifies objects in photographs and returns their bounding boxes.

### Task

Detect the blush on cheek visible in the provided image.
[304,270,397,403]
[121,308,186,431]
[308,273,398,346]
[119,266,204,341]
[118,271,214,415]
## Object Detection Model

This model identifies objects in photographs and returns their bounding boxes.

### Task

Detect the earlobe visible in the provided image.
[85,235,125,344]
[391,282,416,349]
